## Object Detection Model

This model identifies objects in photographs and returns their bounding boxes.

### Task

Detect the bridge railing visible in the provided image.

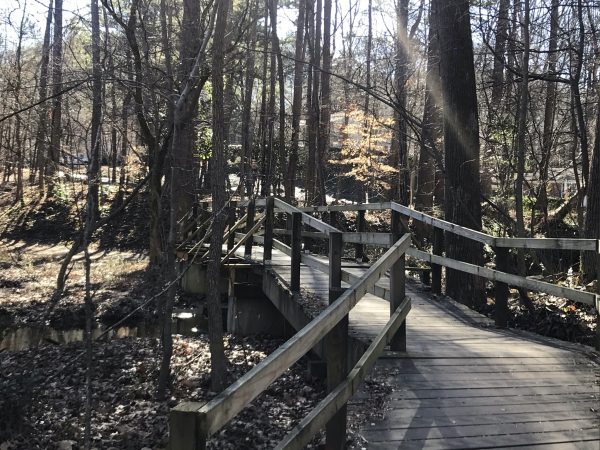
[170,223,412,449]
[179,198,598,348]
[266,199,598,348]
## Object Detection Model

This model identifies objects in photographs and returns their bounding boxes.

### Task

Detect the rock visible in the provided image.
[57,441,76,450]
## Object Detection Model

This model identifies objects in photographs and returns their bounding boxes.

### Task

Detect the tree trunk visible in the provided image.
[490,0,510,108]
[206,0,230,392]
[435,0,484,308]
[534,0,559,225]
[285,0,306,202]
[90,0,102,220]
[306,0,321,204]
[33,0,53,190]
[583,98,599,281]
[316,0,331,206]
[240,1,258,198]
[48,0,63,194]
[415,0,442,242]
[393,0,409,205]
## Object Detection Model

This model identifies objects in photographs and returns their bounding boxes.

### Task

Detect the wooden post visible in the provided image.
[244,198,255,258]
[227,201,237,250]
[596,241,600,351]
[290,212,302,292]
[495,246,510,328]
[190,203,199,237]
[390,209,406,351]
[264,197,274,263]
[326,231,348,450]
[431,227,443,294]
[355,209,366,261]
[169,404,207,450]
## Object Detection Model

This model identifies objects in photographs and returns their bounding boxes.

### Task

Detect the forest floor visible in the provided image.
[0,181,388,449]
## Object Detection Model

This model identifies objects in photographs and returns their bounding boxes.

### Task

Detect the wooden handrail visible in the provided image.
[391,201,495,246]
[275,297,411,450]
[169,234,412,446]
[407,247,598,307]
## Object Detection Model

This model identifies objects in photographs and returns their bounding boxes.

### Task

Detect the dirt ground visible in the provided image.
[0,239,155,331]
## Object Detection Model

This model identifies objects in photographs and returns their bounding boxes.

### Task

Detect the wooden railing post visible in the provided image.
[390,210,406,351]
[326,231,348,450]
[169,404,207,450]
[596,241,600,350]
[495,246,510,328]
[432,227,444,294]
[264,197,274,263]
[227,201,237,250]
[355,208,366,261]
[244,198,256,258]
[290,212,302,293]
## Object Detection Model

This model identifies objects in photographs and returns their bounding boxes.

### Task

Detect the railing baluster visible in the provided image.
[263,197,274,263]
[596,241,600,350]
[355,208,366,261]
[432,227,444,294]
[290,212,302,293]
[325,231,347,449]
[390,210,407,351]
[495,247,510,328]
[170,404,208,450]
[227,200,237,251]
[244,198,255,258]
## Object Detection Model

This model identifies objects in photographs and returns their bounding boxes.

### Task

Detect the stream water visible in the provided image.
[0,310,208,352]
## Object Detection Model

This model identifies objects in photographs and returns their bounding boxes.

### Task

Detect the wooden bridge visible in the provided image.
[171,197,600,449]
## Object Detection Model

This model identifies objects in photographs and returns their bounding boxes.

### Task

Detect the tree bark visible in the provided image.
[583,98,600,281]
[48,0,63,194]
[33,0,53,190]
[534,0,559,225]
[206,0,230,392]
[393,0,409,205]
[435,0,484,308]
[285,0,306,202]
[316,0,331,206]
[415,0,442,243]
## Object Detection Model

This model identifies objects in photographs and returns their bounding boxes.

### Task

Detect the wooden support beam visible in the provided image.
[431,227,443,295]
[596,241,600,351]
[169,402,207,450]
[495,247,510,328]
[244,199,255,258]
[227,201,237,250]
[291,212,302,293]
[390,210,406,351]
[326,232,348,450]
[264,197,274,263]
[355,210,366,260]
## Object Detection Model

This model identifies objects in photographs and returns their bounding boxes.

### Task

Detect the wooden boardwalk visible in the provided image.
[246,247,600,449]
